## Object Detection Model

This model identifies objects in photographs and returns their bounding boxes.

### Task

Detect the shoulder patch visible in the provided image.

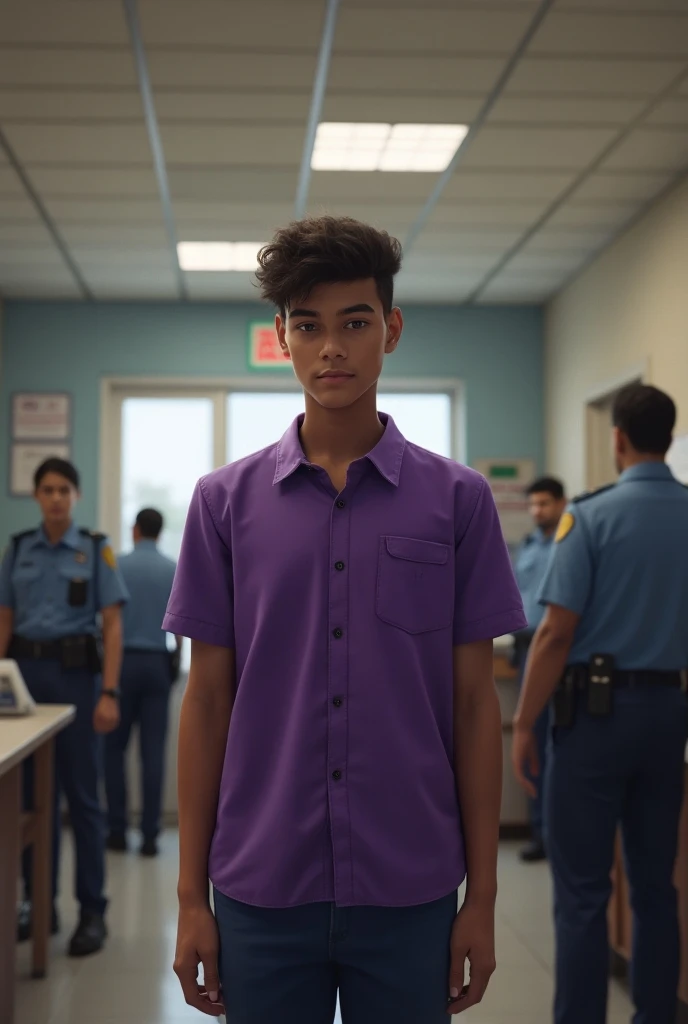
[555,511,576,543]
[572,483,615,505]
[101,544,117,569]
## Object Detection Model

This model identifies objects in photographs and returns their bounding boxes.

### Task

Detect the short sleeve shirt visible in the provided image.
[164,414,526,908]
[0,523,129,640]
[118,540,177,652]
[514,528,554,632]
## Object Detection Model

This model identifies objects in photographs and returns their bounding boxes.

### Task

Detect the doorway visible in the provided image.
[585,374,643,492]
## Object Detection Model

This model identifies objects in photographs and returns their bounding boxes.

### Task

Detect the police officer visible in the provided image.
[512,384,688,1024]
[0,457,128,956]
[105,508,180,857]
[513,477,567,863]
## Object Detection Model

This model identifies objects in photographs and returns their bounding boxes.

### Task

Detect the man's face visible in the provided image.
[276,278,403,411]
[528,491,566,533]
[35,472,79,525]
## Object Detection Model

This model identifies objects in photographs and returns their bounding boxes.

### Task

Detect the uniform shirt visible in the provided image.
[164,413,526,909]
[514,528,554,632]
[0,522,129,641]
[118,539,177,652]
[538,462,688,671]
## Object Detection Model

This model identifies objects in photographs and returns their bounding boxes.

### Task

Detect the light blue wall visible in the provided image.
[0,301,543,542]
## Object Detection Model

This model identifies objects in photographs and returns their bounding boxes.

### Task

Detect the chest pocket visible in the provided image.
[376,536,453,634]
[59,563,93,608]
[12,563,42,608]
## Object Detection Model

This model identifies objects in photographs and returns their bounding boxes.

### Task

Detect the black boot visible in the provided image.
[17,901,60,942]
[106,830,128,852]
[519,837,547,863]
[140,838,159,858]
[68,910,107,957]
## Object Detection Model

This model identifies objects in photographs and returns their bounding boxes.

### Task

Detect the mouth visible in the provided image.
[317,371,355,380]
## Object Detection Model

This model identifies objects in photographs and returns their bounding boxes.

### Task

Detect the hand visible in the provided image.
[511,722,539,799]
[93,695,120,734]
[447,901,496,1014]
[174,903,225,1017]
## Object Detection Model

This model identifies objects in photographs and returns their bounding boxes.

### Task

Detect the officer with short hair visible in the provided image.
[513,384,688,1024]
[0,457,128,957]
[105,507,180,857]
[513,476,567,862]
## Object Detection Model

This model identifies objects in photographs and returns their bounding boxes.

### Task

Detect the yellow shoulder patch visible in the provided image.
[101,544,117,569]
[555,512,575,543]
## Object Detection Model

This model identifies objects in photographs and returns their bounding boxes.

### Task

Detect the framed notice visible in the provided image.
[10,442,71,498]
[472,457,536,546]
[12,392,71,441]
[247,322,291,371]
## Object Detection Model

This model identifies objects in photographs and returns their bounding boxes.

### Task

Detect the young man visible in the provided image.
[105,508,180,857]
[0,458,128,956]
[513,477,566,862]
[165,217,526,1023]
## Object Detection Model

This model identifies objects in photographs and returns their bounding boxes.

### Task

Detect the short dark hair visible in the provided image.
[256,216,403,318]
[526,476,565,501]
[612,383,676,455]
[34,457,80,491]
[136,508,164,540]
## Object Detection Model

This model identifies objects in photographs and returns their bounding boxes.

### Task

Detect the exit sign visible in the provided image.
[247,322,291,371]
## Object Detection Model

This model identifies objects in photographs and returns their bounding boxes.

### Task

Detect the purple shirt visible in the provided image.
[164,414,525,908]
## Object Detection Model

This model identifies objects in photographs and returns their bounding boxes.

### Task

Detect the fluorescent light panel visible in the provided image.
[177,241,264,272]
[311,122,469,172]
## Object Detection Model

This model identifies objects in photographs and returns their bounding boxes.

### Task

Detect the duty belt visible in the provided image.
[565,664,685,690]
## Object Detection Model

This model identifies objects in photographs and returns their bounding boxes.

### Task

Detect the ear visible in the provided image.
[275,314,291,361]
[612,425,623,454]
[384,307,403,354]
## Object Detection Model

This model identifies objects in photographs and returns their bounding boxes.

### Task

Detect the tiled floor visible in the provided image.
[15,837,634,1024]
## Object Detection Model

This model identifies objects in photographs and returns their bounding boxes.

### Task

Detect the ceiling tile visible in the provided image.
[174,201,300,235]
[59,223,168,245]
[0,88,143,120]
[29,166,159,197]
[0,48,136,87]
[321,93,482,124]
[426,201,553,229]
[0,264,82,298]
[459,126,618,170]
[327,55,505,94]
[0,245,64,267]
[159,124,304,166]
[524,224,619,251]
[442,171,576,202]
[489,95,646,125]
[571,170,676,202]
[0,219,53,244]
[3,0,129,45]
[309,173,433,203]
[155,91,311,123]
[0,166,24,196]
[601,128,688,171]
[545,203,639,229]
[139,0,322,49]
[71,247,173,269]
[0,195,39,219]
[334,8,534,53]
[530,12,688,57]
[644,96,688,126]
[148,51,317,90]
[169,167,298,203]
[559,0,688,10]
[508,57,684,96]
[4,123,150,164]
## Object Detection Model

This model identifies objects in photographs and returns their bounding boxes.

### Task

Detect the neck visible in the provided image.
[43,520,72,545]
[299,387,384,466]
[620,452,666,472]
[541,525,557,538]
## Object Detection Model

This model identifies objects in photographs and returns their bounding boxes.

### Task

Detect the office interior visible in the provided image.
[1,0,688,1021]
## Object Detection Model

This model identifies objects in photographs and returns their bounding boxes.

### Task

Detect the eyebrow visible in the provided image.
[288,303,376,319]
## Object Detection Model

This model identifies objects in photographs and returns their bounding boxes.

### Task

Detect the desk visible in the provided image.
[0,705,74,1024]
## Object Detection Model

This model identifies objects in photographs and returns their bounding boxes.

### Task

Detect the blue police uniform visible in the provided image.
[538,462,688,1024]
[105,539,177,844]
[0,523,128,916]
[514,528,554,842]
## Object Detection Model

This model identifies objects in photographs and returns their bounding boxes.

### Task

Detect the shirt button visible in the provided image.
[332,770,342,781]
[336,500,346,509]
[332,627,343,639]
[334,561,345,571]
[333,697,343,707]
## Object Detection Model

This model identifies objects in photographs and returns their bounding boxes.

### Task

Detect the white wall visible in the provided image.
[545,175,688,494]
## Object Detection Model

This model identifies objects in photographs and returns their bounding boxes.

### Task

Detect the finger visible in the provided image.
[528,744,540,780]
[201,955,222,1007]
[449,968,492,1014]
[513,755,537,799]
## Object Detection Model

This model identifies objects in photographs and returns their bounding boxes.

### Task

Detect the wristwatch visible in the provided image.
[101,688,121,700]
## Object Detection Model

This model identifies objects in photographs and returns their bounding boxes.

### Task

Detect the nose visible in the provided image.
[318,331,347,360]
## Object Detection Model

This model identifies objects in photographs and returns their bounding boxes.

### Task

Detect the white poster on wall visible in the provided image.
[12,393,71,440]
[473,457,536,546]
[10,443,71,497]
[667,434,688,484]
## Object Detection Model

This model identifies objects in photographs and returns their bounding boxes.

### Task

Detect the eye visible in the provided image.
[295,322,318,333]
[345,319,369,330]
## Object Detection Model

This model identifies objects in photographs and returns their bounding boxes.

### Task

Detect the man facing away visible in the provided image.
[513,384,688,1024]
[513,477,567,862]
[105,508,180,857]
[164,216,526,1023]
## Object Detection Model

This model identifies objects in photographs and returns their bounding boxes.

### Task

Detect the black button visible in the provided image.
[335,561,345,571]
[333,697,343,707]
[332,627,343,639]
[336,500,346,509]
[332,770,342,781]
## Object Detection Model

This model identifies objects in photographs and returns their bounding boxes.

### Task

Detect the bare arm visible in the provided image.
[94,604,124,734]
[448,639,500,1014]
[512,604,579,796]
[174,639,234,1016]
[0,606,14,659]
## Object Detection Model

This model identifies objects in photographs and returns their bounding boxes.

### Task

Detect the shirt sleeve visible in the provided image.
[537,504,593,615]
[453,477,527,645]
[162,479,234,648]
[0,544,15,609]
[96,537,130,610]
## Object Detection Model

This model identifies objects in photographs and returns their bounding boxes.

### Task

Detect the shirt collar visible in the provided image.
[135,539,158,550]
[34,522,81,550]
[533,527,554,545]
[273,413,407,488]
[618,462,674,484]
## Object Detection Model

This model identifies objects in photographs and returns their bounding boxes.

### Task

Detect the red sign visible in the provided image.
[248,323,291,370]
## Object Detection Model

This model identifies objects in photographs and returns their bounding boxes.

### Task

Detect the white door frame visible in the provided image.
[99,375,466,544]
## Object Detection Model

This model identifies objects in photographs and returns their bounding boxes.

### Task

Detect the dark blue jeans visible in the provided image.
[547,687,687,1024]
[104,650,171,841]
[19,658,107,915]
[213,890,458,1024]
